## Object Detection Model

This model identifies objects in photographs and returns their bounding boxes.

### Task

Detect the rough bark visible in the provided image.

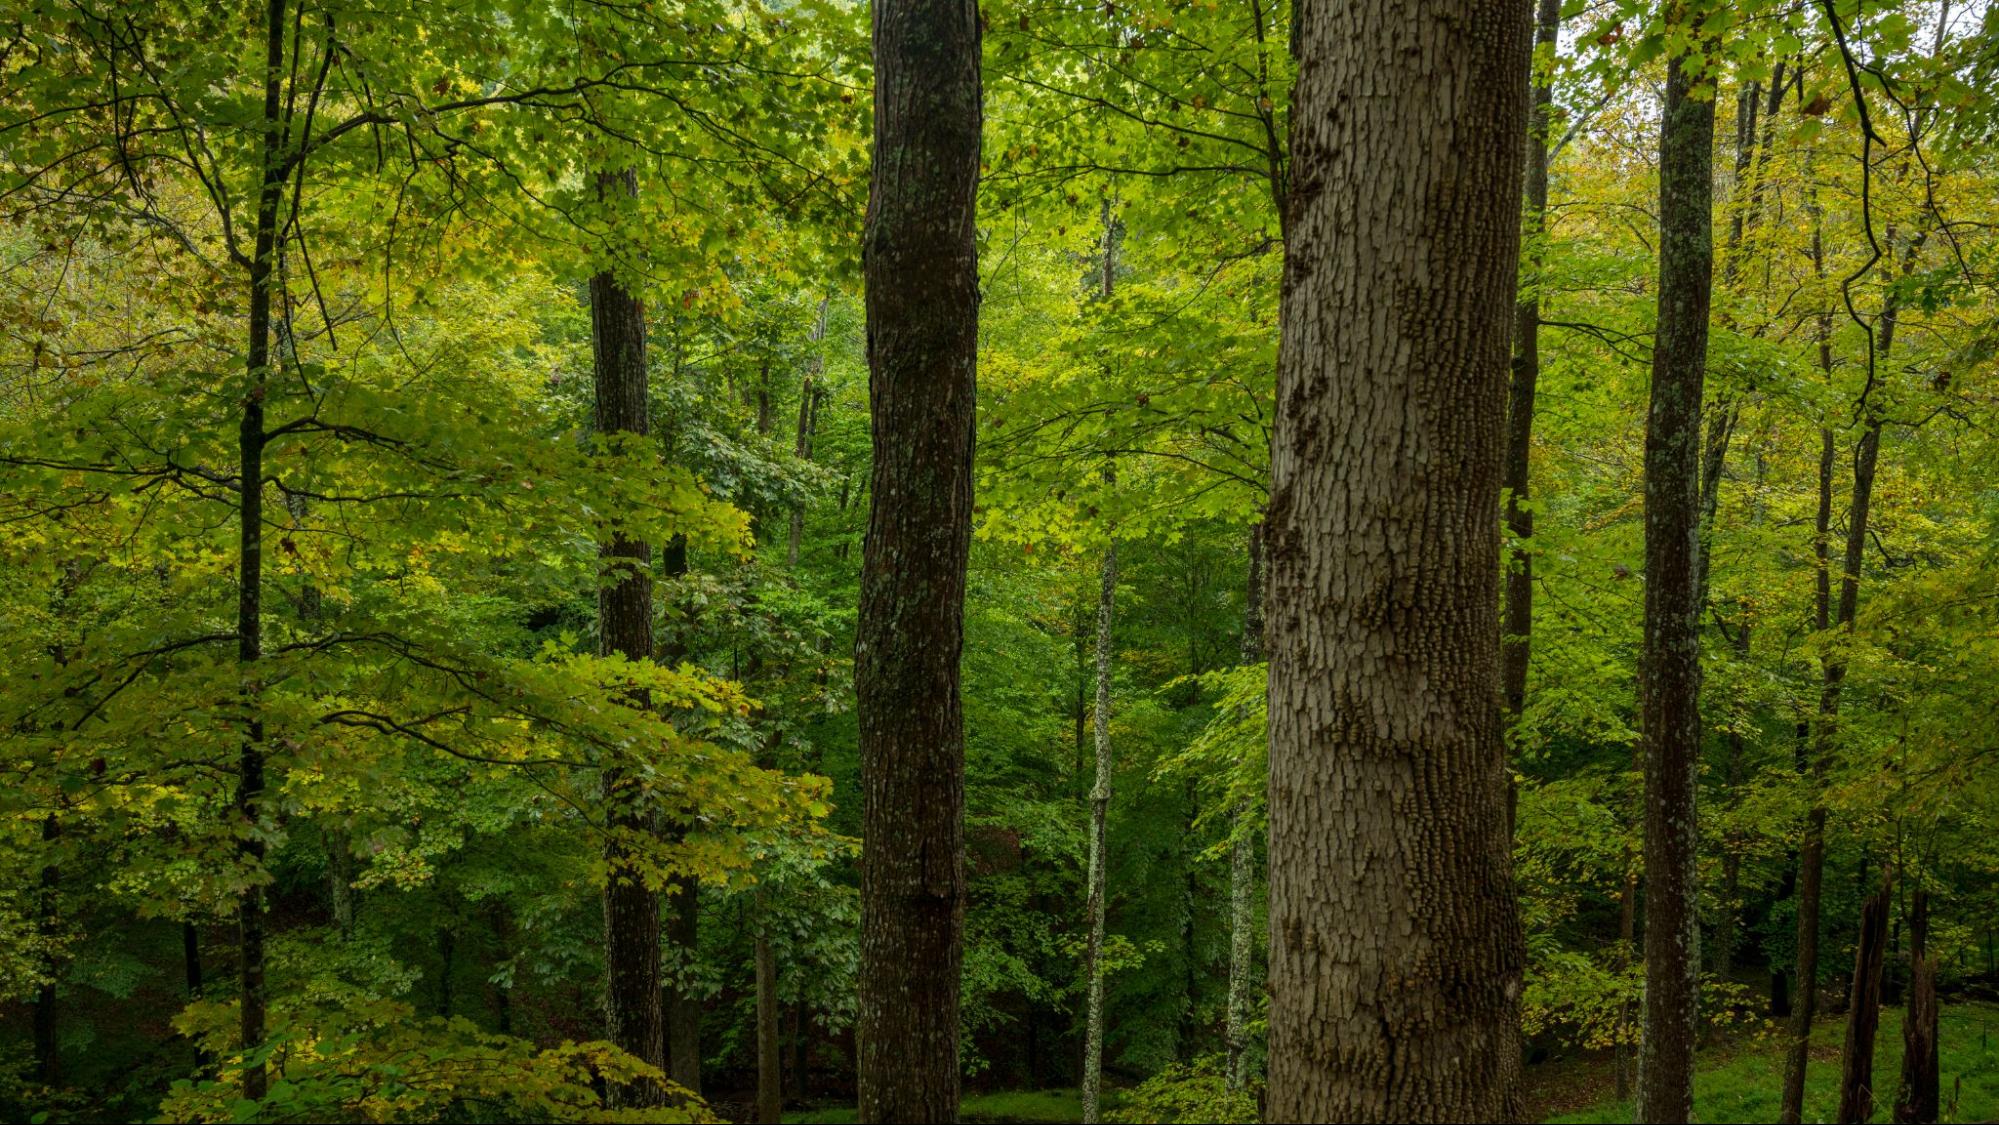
[1633,43,1717,1125]
[853,0,981,1115]
[1896,887,1939,1124]
[589,169,667,1106]
[1501,0,1562,745]
[1264,0,1530,1117]
[1083,529,1116,1124]
[1837,867,1894,1124]
[1226,524,1262,1093]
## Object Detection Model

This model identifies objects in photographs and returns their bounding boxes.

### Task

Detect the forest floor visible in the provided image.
[782,1003,1999,1124]
[1538,1000,1999,1123]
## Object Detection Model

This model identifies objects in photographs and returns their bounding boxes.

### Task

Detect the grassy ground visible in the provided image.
[785,1003,1999,1124]
[1546,1001,1999,1123]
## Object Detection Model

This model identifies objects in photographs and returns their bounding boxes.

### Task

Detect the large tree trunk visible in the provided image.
[1501,0,1563,757]
[1264,0,1530,1117]
[1895,887,1939,1124]
[1837,867,1894,1124]
[589,169,667,1107]
[1082,529,1116,1124]
[853,0,981,1115]
[1635,43,1717,1125]
[1226,524,1262,1093]
[235,0,290,1100]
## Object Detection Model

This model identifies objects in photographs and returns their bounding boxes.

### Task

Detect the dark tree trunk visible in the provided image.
[1783,221,1917,1125]
[1896,887,1939,1124]
[589,169,667,1107]
[1501,0,1562,752]
[756,927,782,1123]
[853,0,981,1116]
[1837,867,1894,1124]
[436,926,456,1017]
[1636,45,1717,1125]
[33,815,58,1086]
[1264,0,1530,1117]
[235,0,290,1100]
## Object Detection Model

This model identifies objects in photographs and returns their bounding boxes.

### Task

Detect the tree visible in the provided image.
[852,0,982,1116]
[1634,23,1718,1125]
[1263,0,1530,1117]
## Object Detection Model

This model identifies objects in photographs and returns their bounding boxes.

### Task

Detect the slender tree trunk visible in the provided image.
[1896,887,1938,1124]
[436,925,456,1017]
[1083,527,1116,1124]
[589,168,667,1106]
[655,530,704,1096]
[327,827,355,941]
[853,0,981,1115]
[235,0,290,1100]
[1226,525,1262,1093]
[1501,0,1563,764]
[33,815,58,1086]
[756,918,782,1123]
[1838,867,1894,1124]
[1783,222,1918,1124]
[1264,0,1530,1117]
[789,299,831,568]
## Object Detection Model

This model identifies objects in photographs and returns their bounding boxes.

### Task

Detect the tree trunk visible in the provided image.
[1264,0,1530,1117]
[1501,0,1563,760]
[789,299,831,568]
[327,827,356,941]
[1635,43,1718,1125]
[589,168,667,1106]
[757,924,783,1124]
[1837,867,1894,1124]
[664,880,702,1094]
[1226,524,1262,1093]
[1083,530,1116,1124]
[1783,219,1917,1124]
[235,0,290,1100]
[853,0,981,1115]
[1896,887,1938,1124]
[33,815,58,1086]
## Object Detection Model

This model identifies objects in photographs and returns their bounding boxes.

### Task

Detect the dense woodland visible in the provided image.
[2,0,1998,1122]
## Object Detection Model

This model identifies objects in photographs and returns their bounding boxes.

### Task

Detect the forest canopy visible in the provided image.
[2,0,1998,1122]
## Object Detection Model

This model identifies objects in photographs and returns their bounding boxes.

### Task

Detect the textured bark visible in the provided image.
[1226,525,1262,1093]
[788,298,831,568]
[1837,868,1894,1124]
[589,169,667,1107]
[1501,0,1562,744]
[853,0,980,1115]
[1264,0,1530,1118]
[1634,46,1716,1125]
[1083,531,1116,1124]
[756,925,782,1123]
[1896,888,1939,1124]
[235,0,289,1100]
